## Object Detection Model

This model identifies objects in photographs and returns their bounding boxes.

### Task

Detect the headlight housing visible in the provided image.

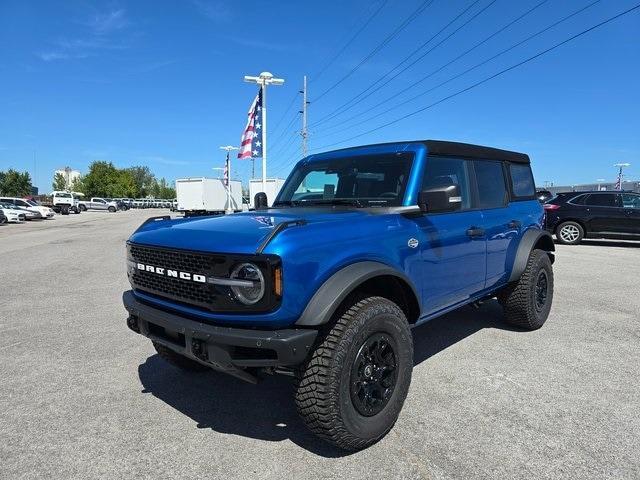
[230,263,265,305]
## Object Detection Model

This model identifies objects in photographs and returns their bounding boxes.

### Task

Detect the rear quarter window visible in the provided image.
[509,163,536,198]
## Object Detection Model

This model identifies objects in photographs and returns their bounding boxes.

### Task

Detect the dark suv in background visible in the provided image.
[544,191,640,244]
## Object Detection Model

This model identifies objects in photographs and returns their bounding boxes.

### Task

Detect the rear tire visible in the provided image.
[153,342,209,372]
[556,221,583,245]
[79,204,87,212]
[295,296,413,451]
[498,249,553,330]
[108,206,116,212]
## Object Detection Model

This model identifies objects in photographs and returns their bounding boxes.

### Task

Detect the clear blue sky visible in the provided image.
[1,0,638,193]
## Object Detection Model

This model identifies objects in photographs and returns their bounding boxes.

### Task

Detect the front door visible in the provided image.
[414,156,486,315]
[620,193,640,235]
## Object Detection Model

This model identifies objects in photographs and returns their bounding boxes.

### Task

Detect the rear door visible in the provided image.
[583,193,625,233]
[414,156,486,314]
[473,160,523,289]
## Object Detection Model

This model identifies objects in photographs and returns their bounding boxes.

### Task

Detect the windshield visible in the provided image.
[55,192,72,198]
[276,152,414,207]
[27,200,40,206]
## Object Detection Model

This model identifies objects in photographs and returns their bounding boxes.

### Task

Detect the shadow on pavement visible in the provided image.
[138,300,517,456]
[577,239,640,249]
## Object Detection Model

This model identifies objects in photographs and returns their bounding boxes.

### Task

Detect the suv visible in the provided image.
[544,191,640,244]
[123,140,555,451]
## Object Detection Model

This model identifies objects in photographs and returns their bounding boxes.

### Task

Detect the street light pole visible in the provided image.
[220,145,239,214]
[243,71,285,195]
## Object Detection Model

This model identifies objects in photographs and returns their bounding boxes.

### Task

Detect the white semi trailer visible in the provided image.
[176,177,242,216]
[249,178,285,208]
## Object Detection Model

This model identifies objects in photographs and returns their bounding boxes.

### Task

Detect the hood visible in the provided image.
[129,208,373,254]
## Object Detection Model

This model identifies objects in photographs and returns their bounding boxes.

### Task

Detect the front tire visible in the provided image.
[498,249,553,330]
[108,206,116,212]
[556,221,583,245]
[295,296,413,451]
[79,204,87,212]
[153,342,209,372]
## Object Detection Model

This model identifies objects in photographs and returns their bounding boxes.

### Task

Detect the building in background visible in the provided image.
[54,167,81,190]
[545,180,640,195]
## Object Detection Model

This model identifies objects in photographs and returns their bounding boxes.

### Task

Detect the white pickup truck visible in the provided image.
[77,197,118,212]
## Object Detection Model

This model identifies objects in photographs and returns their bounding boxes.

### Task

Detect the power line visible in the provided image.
[309,2,640,152]
[270,110,300,150]
[313,0,437,103]
[315,0,550,134]
[312,0,488,128]
[314,0,602,140]
[270,91,299,138]
[311,0,389,83]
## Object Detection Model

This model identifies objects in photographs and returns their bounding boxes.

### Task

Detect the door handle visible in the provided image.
[466,227,485,238]
[508,220,522,229]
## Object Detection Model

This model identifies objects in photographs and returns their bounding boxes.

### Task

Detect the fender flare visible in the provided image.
[295,261,421,327]
[508,229,555,283]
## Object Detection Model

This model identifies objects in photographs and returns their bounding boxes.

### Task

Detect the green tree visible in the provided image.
[79,161,121,198]
[126,166,155,197]
[52,172,67,191]
[0,169,32,196]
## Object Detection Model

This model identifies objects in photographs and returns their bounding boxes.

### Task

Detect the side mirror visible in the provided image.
[418,184,462,213]
[254,192,268,210]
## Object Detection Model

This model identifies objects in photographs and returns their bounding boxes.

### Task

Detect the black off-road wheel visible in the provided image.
[152,341,209,372]
[295,296,413,451]
[498,249,553,330]
[555,221,583,245]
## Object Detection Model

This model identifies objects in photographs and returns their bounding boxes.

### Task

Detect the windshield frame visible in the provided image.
[275,147,420,208]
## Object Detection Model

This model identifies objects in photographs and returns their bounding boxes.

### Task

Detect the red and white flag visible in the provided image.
[238,90,263,159]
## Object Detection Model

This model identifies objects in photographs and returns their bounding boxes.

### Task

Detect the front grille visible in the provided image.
[127,243,280,313]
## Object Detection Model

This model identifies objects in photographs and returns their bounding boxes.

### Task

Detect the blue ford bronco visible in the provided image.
[124,140,554,451]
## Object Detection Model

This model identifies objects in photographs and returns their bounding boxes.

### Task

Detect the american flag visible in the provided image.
[238,89,263,159]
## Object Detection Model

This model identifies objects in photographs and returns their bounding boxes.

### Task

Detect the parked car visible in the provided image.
[536,189,553,203]
[0,203,26,223]
[544,190,640,244]
[0,197,54,219]
[78,197,118,212]
[123,140,555,451]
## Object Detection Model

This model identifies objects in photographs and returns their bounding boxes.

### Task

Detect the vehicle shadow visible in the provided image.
[137,300,515,457]
[576,239,640,249]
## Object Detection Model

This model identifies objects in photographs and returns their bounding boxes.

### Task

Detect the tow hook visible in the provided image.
[126,315,140,333]
[191,338,208,361]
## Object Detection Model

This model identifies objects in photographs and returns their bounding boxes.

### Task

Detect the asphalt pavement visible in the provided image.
[1,210,638,479]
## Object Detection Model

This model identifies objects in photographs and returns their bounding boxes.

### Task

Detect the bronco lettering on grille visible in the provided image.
[137,263,206,283]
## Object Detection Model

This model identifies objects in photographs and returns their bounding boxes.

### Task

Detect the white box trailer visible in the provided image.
[176,177,242,215]
[249,178,286,207]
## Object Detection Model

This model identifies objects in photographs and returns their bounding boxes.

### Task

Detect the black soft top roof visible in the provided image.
[423,140,529,164]
[322,139,530,164]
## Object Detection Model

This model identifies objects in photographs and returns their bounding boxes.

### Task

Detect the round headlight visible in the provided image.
[230,263,265,305]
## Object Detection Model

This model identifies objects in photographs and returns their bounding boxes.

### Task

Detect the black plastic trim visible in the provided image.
[256,219,307,254]
[295,261,421,326]
[508,229,555,283]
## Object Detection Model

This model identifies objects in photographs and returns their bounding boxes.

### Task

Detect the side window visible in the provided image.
[569,194,587,205]
[422,156,472,210]
[584,194,617,207]
[621,194,640,209]
[16,200,29,207]
[508,163,536,198]
[474,160,508,209]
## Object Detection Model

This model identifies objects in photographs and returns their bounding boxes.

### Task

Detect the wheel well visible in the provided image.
[342,274,421,324]
[534,232,555,252]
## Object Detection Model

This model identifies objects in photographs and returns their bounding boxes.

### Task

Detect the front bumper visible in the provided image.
[123,290,318,382]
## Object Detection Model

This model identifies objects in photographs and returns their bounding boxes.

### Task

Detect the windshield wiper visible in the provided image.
[272,200,302,207]
[301,199,364,207]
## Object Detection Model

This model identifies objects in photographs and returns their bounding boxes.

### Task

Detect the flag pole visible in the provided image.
[244,72,285,201]
[220,145,239,214]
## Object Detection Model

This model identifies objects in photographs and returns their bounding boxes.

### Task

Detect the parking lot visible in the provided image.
[1,210,638,479]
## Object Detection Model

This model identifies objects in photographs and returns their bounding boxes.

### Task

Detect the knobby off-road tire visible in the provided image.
[499,249,553,330]
[556,221,583,245]
[152,341,209,372]
[295,296,413,451]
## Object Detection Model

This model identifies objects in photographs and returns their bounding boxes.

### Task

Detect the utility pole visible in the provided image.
[243,71,285,194]
[220,145,239,214]
[300,75,309,157]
